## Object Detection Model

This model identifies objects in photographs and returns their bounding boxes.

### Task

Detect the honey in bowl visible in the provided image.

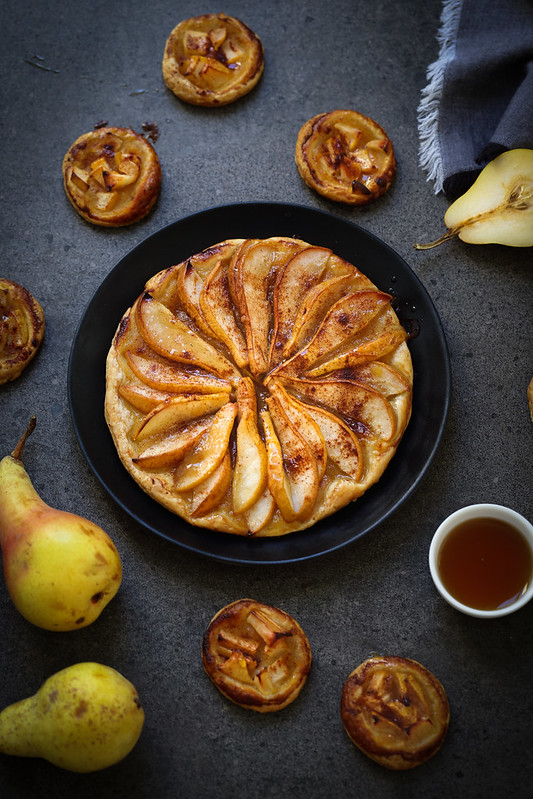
[437,516,533,611]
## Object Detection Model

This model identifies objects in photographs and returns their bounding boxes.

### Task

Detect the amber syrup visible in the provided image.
[438,516,532,610]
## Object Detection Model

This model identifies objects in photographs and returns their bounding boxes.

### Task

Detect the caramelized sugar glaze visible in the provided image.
[105,237,413,536]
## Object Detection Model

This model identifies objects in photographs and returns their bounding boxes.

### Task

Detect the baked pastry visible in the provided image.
[162,13,264,106]
[202,599,311,712]
[295,110,396,205]
[340,655,450,770]
[0,279,45,385]
[63,127,162,227]
[105,236,413,536]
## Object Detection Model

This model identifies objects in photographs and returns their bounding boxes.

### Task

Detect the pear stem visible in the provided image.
[413,228,460,250]
[12,416,37,460]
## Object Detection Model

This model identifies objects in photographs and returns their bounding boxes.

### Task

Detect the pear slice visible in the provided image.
[232,408,268,514]
[199,258,249,368]
[265,395,319,521]
[267,379,327,481]
[124,351,231,395]
[260,410,297,522]
[283,376,396,441]
[133,418,212,468]
[175,260,214,338]
[306,313,407,377]
[341,361,412,397]
[415,149,533,249]
[174,402,237,492]
[281,273,372,359]
[190,452,232,517]
[133,393,229,441]
[280,290,392,376]
[244,487,276,535]
[136,293,239,381]
[287,395,363,479]
[118,382,174,413]
[269,246,331,366]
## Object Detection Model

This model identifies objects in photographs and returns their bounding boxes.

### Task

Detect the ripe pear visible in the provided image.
[0,416,122,631]
[415,149,533,249]
[0,662,144,772]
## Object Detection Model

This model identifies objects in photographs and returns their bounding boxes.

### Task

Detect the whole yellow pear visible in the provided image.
[0,417,122,630]
[0,662,145,772]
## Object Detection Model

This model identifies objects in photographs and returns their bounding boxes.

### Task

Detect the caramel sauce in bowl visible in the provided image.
[429,504,533,618]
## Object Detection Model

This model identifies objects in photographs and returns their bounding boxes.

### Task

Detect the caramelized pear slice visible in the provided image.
[174,402,238,492]
[283,376,396,441]
[282,290,392,375]
[200,258,249,368]
[415,149,533,249]
[288,396,363,479]
[282,273,371,359]
[267,379,327,481]
[190,451,232,516]
[232,408,268,514]
[306,313,407,377]
[260,410,297,522]
[269,246,331,366]
[134,393,229,441]
[341,362,412,397]
[124,350,231,395]
[175,260,215,338]
[266,394,319,521]
[118,382,175,413]
[244,487,276,535]
[133,418,212,468]
[136,293,239,381]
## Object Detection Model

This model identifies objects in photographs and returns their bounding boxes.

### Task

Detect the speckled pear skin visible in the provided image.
[0,663,144,772]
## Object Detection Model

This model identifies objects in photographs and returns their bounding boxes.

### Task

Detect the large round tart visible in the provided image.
[104,236,413,536]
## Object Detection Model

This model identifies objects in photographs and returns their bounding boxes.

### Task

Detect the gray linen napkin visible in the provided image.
[418,0,533,199]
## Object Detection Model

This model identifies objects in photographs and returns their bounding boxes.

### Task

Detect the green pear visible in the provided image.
[0,416,122,631]
[0,662,144,772]
[415,149,533,249]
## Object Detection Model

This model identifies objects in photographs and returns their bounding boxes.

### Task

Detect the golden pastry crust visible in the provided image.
[105,236,413,536]
[295,110,396,205]
[341,655,450,770]
[202,599,311,712]
[0,279,45,385]
[62,127,162,227]
[162,13,264,106]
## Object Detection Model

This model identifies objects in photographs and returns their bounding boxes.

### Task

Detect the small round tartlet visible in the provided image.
[340,655,450,770]
[202,599,312,712]
[162,13,264,106]
[62,126,162,227]
[295,110,396,205]
[0,279,45,385]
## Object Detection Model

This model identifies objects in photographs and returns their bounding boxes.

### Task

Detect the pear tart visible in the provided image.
[105,236,413,536]
[202,599,311,712]
[0,279,45,385]
[341,656,450,770]
[162,14,264,107]
[63,127,162,227]
[296,110,396,205]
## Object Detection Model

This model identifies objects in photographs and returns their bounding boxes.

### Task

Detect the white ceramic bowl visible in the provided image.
[429,504,533,618]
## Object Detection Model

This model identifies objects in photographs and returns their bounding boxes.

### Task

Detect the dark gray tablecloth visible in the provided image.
[418,0,533,198]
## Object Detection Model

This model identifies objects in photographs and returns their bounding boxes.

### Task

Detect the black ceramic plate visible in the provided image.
[68,202,450,565]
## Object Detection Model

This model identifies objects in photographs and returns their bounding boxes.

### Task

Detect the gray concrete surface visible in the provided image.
[1,1,532,797]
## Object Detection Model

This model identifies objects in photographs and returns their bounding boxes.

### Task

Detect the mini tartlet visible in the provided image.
[340,655,450,769]
[295,110,396,205]
[0,279,45,385]
[202,599,312,712]
[62,126,161,227]
[162,13,264,106]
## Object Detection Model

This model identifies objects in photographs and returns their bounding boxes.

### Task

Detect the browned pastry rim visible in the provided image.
[202,599,312,712]
[62,126,161,227]
[162,13,264,106]
[341,655,450,770]
[0,279,45,385]
[295,110,396,205]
